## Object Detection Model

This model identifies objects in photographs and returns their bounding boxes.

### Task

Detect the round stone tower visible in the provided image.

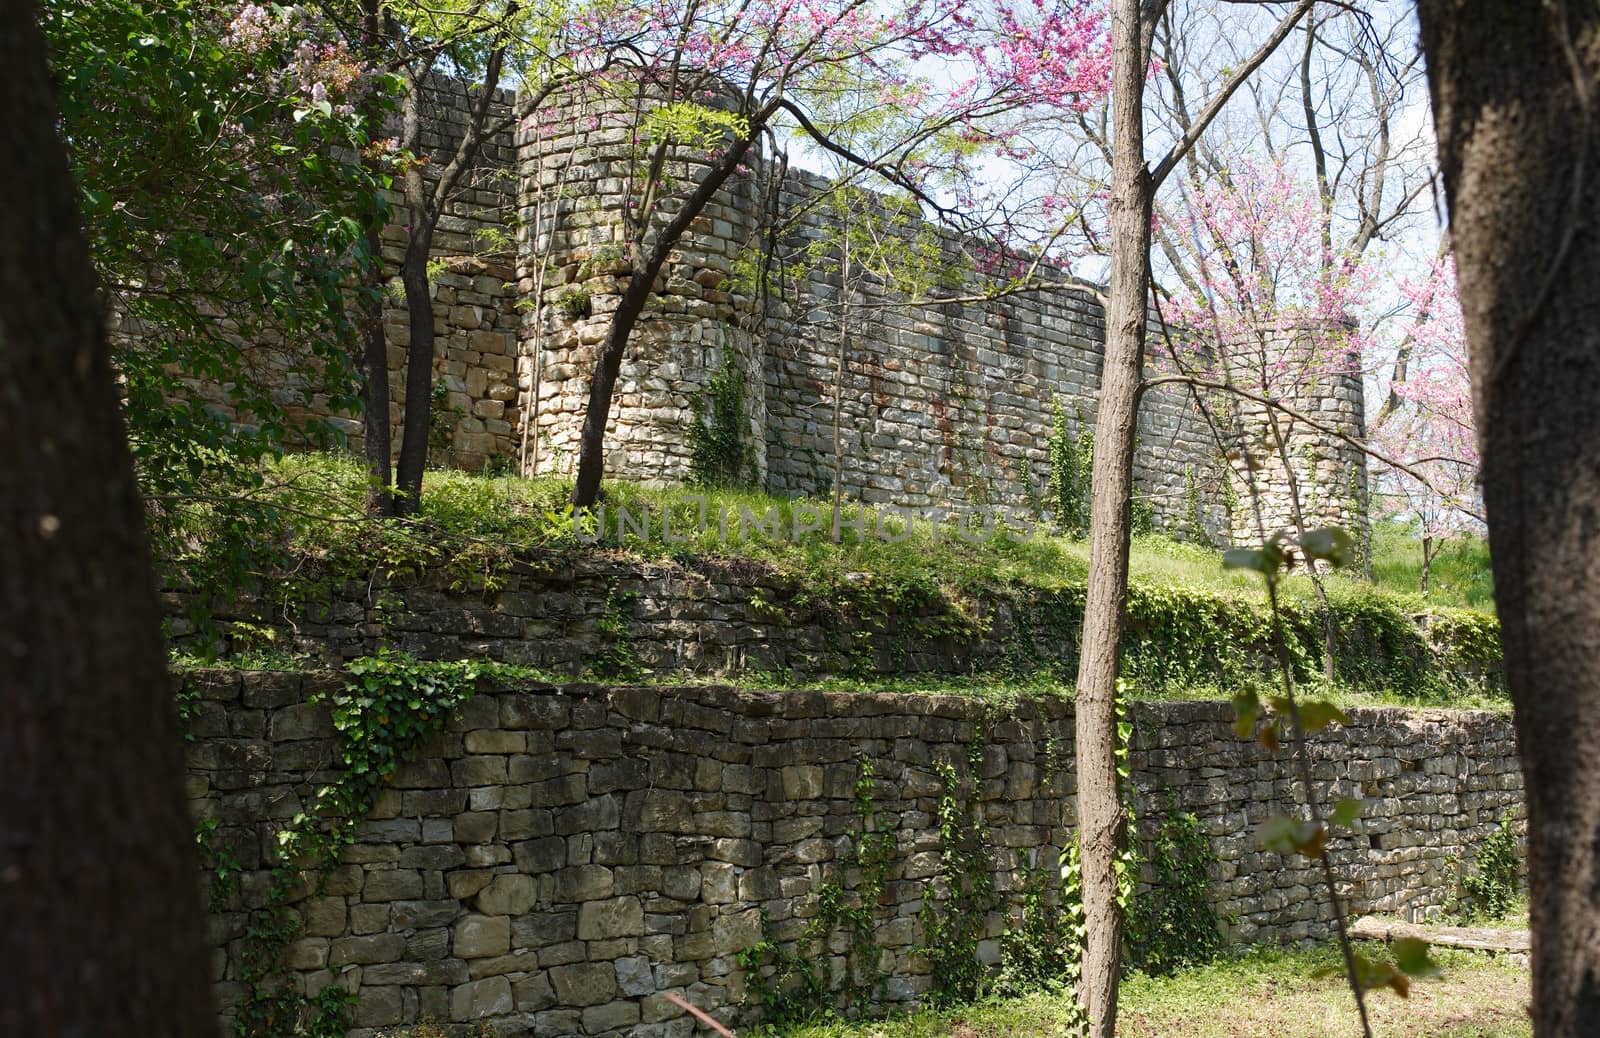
[513,81,768,487]
[1221,323,1371,558]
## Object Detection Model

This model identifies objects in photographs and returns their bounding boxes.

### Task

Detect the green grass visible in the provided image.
[759,945,1529,1038]
[161,454,1503,706]
[1370,520,1495,610]
[190,453,1489,611]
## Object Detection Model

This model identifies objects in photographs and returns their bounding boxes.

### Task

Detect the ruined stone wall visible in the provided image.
[1221,327,1371,552]
[161,554,1498,697]
[165,79,526,472]
[188,670,1521,1037]
[169,79,1369,540]
[761,169,1230,535]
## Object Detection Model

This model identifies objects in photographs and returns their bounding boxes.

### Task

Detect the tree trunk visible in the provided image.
[1414,5,1600,1036]
[358,0,393,515]
[359,222,394,514]
[1073,0,1150,1031]
[0,3,216,1034]
[570,255,664,508]
[392,76,437,517]
[392,229,436,516]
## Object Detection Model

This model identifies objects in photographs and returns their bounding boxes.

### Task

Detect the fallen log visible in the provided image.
[1349,915,1530,954]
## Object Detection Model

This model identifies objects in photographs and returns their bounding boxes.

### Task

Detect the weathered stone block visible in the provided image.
[329,933,404,967]
[577,895,645,939]
[453,914,511,959]
[474,873,537,916]
[450,976,513,1021]
[549,962,619,1007]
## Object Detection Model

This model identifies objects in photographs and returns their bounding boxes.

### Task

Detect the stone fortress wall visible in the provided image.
[189,671,1521,1037]
[223,78,1366,544]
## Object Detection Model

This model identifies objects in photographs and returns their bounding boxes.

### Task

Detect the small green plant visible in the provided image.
[688,352,757,490]
[918,737,999,1007]
[590,586,641,681]
[740,756,895,1026]
[1184,465,1210,545]
[1126,811,1224,975]
[1450,816,1522,923]
[556,284,591,319]
[1227,527,1440,1037]
[194,817,242,914]
[1131,493,1157,537]
[1047,399,1092,536]
[427,376,460,465]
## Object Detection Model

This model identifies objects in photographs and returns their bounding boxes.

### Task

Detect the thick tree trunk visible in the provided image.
[0,3,215,1034]
[1415,5,1600,1036]
[1073,0,1150,1031]
[392,230,436,516]
[392,79,437,517]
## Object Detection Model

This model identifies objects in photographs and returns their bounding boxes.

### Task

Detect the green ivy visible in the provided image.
[591,586,642,681]
[917,738,999,1007]
[688,352,757,490]
[1450,816,1522,923]
[228,652,480,1038]
[1126,812,1224,975]
[739,756,896,1026]
[1046,399,1092,537]
[195,817,242,915]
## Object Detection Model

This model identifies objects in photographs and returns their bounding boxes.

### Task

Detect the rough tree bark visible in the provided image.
[1414,5,1600,1036]
[358,0,394,514]
[1072,3,1151,1033]
[391,49,509,516]
[0,2,216,1034]
[1075,2,1311,1030]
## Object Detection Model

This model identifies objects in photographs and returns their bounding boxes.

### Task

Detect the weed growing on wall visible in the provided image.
[918,739,999,1007]
[689,352,757,490]
[228,652,481,1038]
[591,585,642,680]
[1448,815,1522,923]
[739,756,896,1025]
[1047,399,1093,536]
[1125,812,1224,975]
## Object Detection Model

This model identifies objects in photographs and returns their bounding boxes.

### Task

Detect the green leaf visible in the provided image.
[1223,548,1268,573]
[1300,699,1349,733]
[1258,815,1325,856]
[1266,696,1347,734]
[1230,688,1261,739]
[1392,936,1441,979]
[1300,527,1356,568]
[1330,797,1364,829]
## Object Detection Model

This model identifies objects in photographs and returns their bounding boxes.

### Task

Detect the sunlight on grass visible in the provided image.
[259,453,1492,613]
[758,946,1529,1038]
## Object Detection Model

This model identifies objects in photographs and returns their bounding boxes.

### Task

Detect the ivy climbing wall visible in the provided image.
[187,670,1521,1038]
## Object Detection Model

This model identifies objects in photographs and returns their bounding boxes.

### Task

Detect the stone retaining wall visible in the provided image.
[187,671,1521,1037]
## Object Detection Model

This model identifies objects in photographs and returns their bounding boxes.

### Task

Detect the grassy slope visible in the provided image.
[761,947,1529,1038]
[165,455,1502,707]
[225,454,1490,609]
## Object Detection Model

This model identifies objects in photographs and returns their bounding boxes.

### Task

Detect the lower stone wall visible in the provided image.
[187,671,1521,1037]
